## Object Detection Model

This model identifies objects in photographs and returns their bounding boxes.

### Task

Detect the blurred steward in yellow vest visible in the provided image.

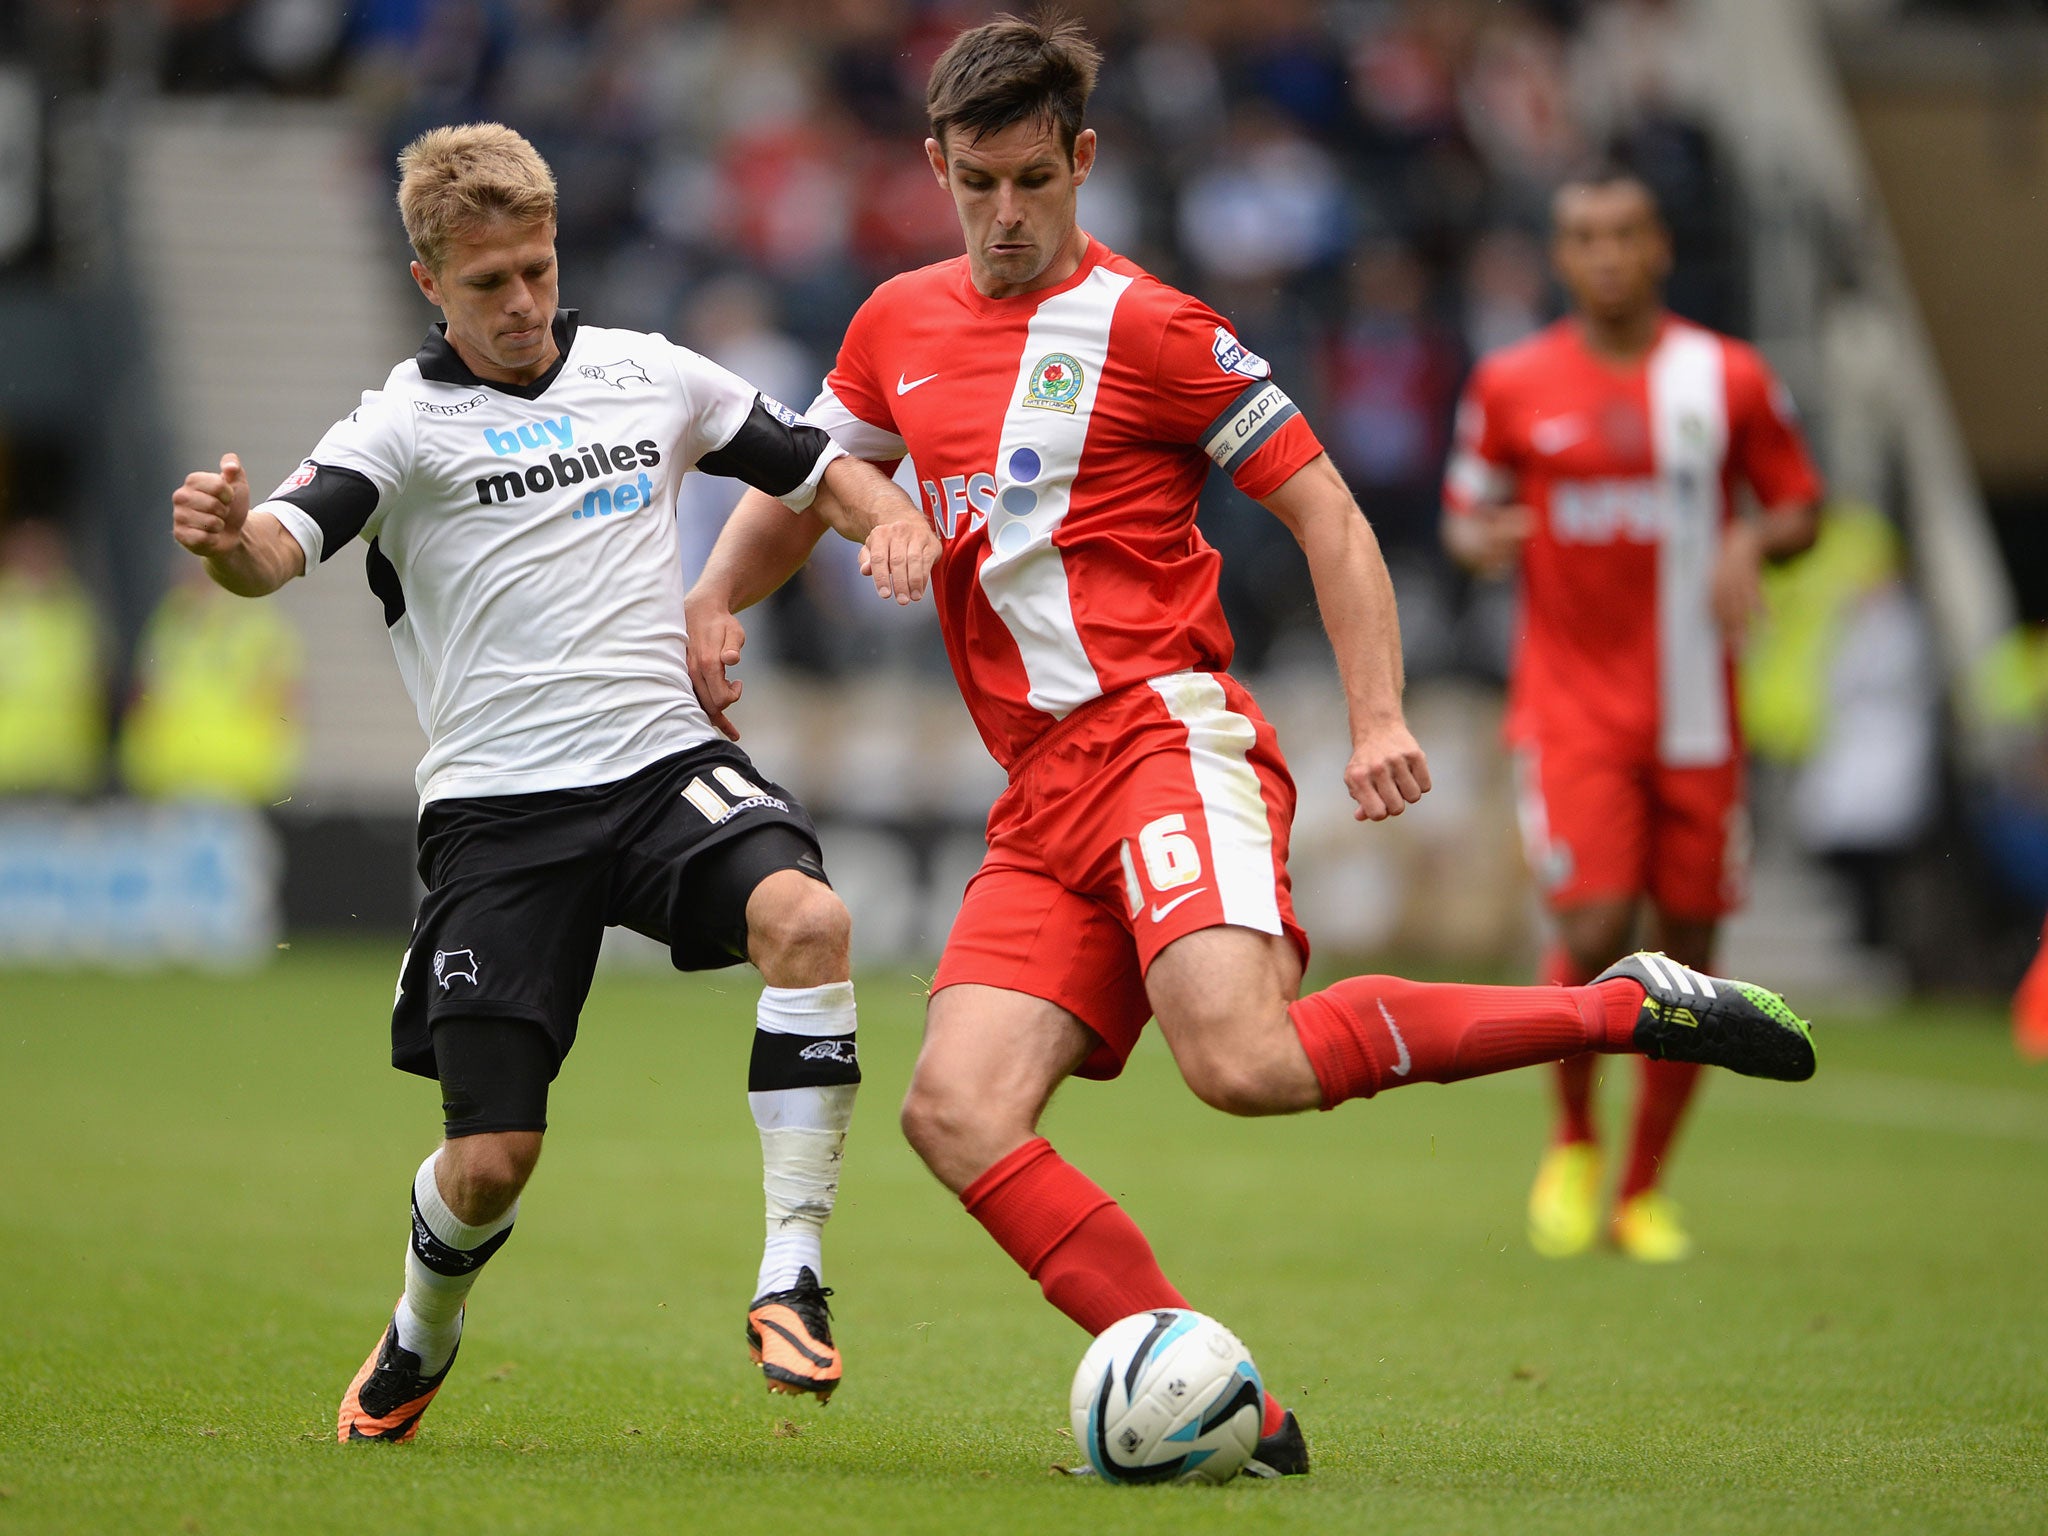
[0,518,105,794]
[1972,623,2048,738]
[1740,501,1907,764]
[120,567,303,803]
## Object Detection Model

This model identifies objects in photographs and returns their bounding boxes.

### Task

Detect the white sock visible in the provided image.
[394,1149,517,1375]
[749,982,859,1298]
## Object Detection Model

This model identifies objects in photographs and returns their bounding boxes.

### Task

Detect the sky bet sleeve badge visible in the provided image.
[1024,352,1085,414]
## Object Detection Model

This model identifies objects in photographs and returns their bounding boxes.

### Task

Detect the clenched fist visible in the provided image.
[1345,719,1432,822]
[172,453,251,559]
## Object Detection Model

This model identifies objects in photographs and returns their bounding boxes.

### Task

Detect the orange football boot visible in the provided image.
[746,1267,841,1400]
[337,1307,460,1443]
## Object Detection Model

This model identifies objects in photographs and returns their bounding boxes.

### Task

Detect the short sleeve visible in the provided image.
[1727,345,1823,510]
[670,344,845,512]
[816,297,909,464]
[255,389,410,566]
[1441,360,1516,515]
[1149,299,1323,501]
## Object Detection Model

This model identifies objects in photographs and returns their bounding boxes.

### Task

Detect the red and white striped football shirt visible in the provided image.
[809,236,1324,770]
[1443,316,1823,767]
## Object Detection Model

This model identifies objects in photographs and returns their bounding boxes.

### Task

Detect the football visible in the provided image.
[1068,1309,1265,1485]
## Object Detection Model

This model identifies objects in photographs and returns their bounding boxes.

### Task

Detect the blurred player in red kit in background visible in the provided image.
[1443,168,1823,1262]
[690,15,1817,1474]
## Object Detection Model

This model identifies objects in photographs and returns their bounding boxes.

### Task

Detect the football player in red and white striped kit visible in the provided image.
[687,15,1815,1474]
[1442,169,1823,1263]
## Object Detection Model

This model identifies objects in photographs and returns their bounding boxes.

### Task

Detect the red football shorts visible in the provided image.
[1513,733,1748,921]
[933,671,1310,1080]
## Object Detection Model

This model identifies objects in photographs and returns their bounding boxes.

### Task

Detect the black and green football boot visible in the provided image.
[1599,952,1815,1082]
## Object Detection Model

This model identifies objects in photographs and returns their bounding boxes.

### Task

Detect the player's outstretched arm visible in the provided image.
[1262,453,1431,822]
[684,487,834,741]
[171,453,305,597]
[810,457,940,606]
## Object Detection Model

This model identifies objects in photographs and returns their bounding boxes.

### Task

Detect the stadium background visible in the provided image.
[0,0,2043,997]
[4,6,2047,1534]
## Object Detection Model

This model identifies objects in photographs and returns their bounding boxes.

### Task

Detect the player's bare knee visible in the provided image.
[748,875,850,985]
[1183,1056,1282,1117]
[441,1132,541,1223]
[901,1071,1015,1190]
[899,1070,965,1161]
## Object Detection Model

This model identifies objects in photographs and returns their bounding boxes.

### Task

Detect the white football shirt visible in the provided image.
[258,311,841,805]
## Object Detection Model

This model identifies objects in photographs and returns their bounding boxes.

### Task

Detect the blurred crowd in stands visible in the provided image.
[5,0,2046,976]
[26,0,1739,682]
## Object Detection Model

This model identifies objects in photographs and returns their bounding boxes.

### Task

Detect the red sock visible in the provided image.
[1553,1055,1599,1146]
[1543,946,1600,1145]
[1617,1058,1704,1200]
[1288,973,1643,1111]
[961,1138,1188,1334]
[960,1137,1287,1437]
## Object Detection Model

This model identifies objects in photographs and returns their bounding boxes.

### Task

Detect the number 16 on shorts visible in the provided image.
[1119,813,1205,921]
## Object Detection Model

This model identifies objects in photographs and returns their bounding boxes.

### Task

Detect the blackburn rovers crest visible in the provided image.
[1024,352,1084,414]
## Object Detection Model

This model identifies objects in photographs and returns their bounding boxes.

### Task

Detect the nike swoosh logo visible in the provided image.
[1530,416,1588,455]
[1149,888,1208,923]
[1377,998,1412,1076]
[896,372,939,395]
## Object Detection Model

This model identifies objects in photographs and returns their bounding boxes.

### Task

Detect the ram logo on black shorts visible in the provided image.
[434,948,481,989]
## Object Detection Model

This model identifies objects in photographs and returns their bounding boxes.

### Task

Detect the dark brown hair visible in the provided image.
[1553,159,1662,219]
[926,11,1102,157]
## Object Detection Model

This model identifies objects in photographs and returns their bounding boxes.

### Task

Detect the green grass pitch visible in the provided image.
[3,944,2044,1534]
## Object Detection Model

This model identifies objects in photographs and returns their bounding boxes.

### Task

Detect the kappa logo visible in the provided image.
[433,948,480,990]
[1023,351,1084,414]
[1210,327,1272,380]
[798,1038,859,1066]
[416,392,488,417]
[580,359,654,390]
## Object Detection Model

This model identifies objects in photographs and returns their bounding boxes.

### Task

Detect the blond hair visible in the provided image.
[396,123,558,273]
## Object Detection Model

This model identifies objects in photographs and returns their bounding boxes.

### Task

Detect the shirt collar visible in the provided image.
[415,309,579,400]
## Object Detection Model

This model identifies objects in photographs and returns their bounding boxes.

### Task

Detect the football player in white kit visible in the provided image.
[169,123,939,1440]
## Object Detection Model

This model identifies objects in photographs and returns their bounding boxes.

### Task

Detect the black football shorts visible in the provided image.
[389,742,828,1080]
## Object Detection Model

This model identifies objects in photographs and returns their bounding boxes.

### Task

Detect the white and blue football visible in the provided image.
[1069,1308,1264,1485]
